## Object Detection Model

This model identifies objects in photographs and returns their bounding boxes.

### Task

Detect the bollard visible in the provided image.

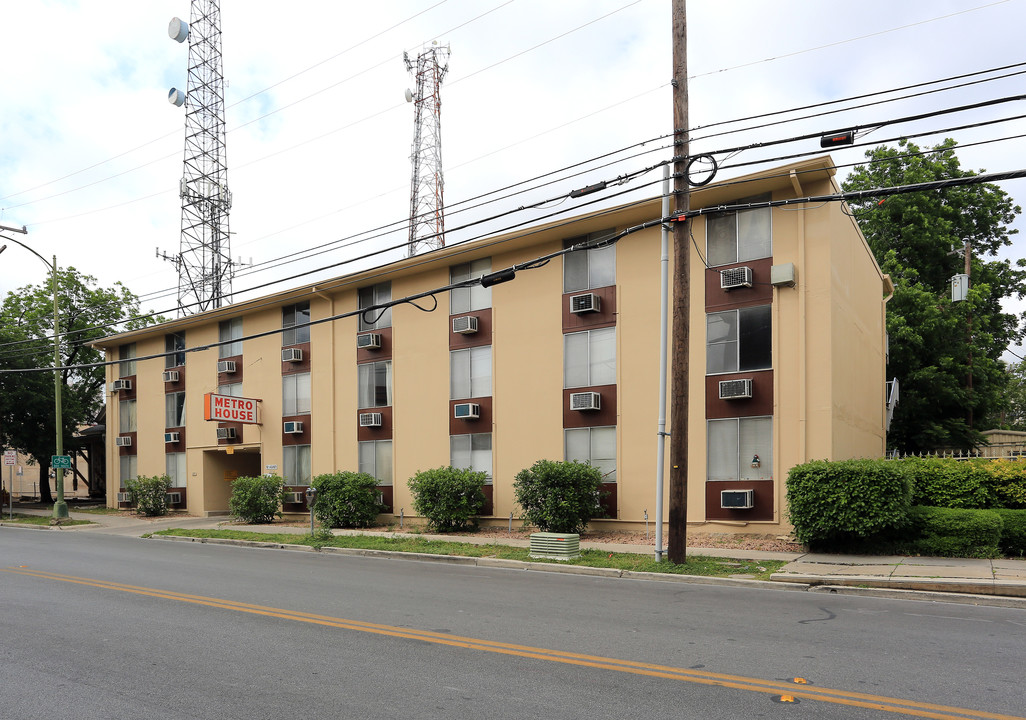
[509,511,513,534]
[400,507,404,529]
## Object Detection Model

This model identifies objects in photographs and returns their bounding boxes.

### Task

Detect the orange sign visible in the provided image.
[203,393,261,424]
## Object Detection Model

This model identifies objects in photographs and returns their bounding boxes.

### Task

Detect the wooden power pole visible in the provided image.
[668,0,690,564]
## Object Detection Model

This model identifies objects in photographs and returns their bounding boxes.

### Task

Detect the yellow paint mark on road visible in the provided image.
[4,566,1023,720]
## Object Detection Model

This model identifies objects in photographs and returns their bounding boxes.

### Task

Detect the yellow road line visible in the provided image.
[5,566,1022,720]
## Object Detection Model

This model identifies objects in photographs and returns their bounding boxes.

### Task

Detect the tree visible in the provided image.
[0,267,158,503]
[842,139,1024,452]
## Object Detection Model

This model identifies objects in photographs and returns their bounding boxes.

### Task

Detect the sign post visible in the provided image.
[3,450,15,520]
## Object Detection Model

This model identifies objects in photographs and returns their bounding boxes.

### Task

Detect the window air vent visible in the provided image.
[115,436,132,447]
[569,391,601,411]
[356,333,382,350]
[162,370,180,383]
[452,316,479,334]
[166,492,182,504]
[164,431,180,443]
[720,266,754,290]
[359,412,383,427]
[282,347,303,362]
[216,360,236,374]
[453,402,481,420]
[569,292,601,314]
[720,489,755,509]
[283,421,304,434]
[286,491,305,504]
[215,427,236,440]
[116,492,132,503]
[718,378,753,400]
[112,379,132,391]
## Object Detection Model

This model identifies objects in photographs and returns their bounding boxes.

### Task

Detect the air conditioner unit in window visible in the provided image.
[115,436,132,447]
[162,370,180,383]
[720,266,754,290]
[718,378,753,400]
[286,491,305,504]
[283,421,304,434]
[112,379,132,392]
[570,391,601,411]
[452,315,479,334]
[453,402,480,420]
[356,333,381,350]
[164,431,180,443]
[570,292,601,314]
[216,427,236,440]
[216,360,236,374]
[359,412,382,427]
[116,492,132,503]
[166,492,182,504]
[282,347,304,362]
[720,489,755,509]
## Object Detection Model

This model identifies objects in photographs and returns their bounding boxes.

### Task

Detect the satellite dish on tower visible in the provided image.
[168,17,189,43]
[168,88,186,107]
[404,88,414,103]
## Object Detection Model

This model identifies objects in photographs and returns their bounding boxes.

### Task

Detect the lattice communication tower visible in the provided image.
[165,0,233,314]
[404,42,450,257]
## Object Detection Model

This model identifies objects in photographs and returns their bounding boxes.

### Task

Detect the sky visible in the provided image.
[1,0,1025,353]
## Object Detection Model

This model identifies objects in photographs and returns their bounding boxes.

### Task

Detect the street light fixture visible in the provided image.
[0,224,69,519]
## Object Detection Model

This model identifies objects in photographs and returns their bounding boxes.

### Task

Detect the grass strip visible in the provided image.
[0,513,94,526]
[153,528,787,578]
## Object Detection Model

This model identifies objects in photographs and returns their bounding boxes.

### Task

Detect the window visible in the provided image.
[565,426,616,482]
[450,259,491,314]
[450,433,492,482]
[217,382,243,397]
[118,343,136,377]
[564,327,615,388]
[165,392,186,428]
[119,399,137,433]
[450,346,492,400]
[707,417,773,482]
[166,452,186,488]
[358,361,392,408]
[706,195,771,267]
[283,445,312,485]
[282,302,310,346]
[359,440,393,485]
[165,333,185,368]
[564,229,616,292]
[219,318,242,358]
[119,455,137,483]
[706,305,771,374]
[282,373,311,416]
[359,282,391,331]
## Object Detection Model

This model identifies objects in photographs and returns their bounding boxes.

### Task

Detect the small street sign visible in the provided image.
[3,450,16,466]
[51,455,72,469]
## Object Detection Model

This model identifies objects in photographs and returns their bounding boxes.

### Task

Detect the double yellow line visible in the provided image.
[4,566,1020,720]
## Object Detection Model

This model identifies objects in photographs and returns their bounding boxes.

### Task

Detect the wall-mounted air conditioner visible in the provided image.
[282,347,303,362]
[162,370,180,383]
[283,421,304,434]
[286,491,305,504]
[452,316,478,334]
[359,412,382,427]
[453,402,480,420]
[116,492,132,503]
[718,378,753,400]
[356,333,382,350]
[164,431,180,443]
[569,391,601,411]
[112,379,132,392]
[115,436,132,447]
[166,492,182,504]
[720,266,753,290]
[216,427,236,440]
[570,292,601,314]
[216,360,236,374]
[720,489,755,509]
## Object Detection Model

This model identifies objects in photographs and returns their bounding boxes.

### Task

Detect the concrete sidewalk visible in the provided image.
[6,506,1026,602]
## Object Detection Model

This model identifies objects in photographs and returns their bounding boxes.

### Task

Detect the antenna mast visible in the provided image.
[404,42,449,257]
[165,0,233,315]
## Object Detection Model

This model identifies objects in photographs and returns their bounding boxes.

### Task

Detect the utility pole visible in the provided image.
[668,0,690,564]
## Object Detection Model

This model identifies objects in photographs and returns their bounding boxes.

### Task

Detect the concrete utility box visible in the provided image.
[951,274,969,302]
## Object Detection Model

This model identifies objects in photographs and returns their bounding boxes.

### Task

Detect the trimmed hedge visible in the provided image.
[513,459,604,534]
[125,475,172,517]
[229,475,286,524]
[408,466,486,533]
[993,509,1026,556]
[902,458,1000,509]
[900,506,1002,558]
[786,460,912,547]
[311,472,383,529]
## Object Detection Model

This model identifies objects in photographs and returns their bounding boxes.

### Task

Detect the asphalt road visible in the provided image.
[2,529,1023,720]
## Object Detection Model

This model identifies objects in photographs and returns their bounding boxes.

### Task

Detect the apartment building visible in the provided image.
[94,156,890,533]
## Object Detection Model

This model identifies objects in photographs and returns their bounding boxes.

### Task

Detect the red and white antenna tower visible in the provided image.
[162,0,233,314]
[404,42,449,257]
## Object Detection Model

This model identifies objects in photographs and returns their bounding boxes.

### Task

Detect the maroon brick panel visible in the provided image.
[356,328,392,363]
[449,309,492,350]
[705,258,773,312]
[562,385,616,428]
[357,406,393,441]
[449,397,493,435]
[282,342,312,374]
[705,370,773,419]
[705,480,774,522]
[562,286,616,332]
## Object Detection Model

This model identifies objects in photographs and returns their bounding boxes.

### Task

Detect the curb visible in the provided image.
[806,584,1026,610]
[771,572,1026,599]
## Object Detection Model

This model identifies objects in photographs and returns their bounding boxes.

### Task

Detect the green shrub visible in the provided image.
[993,509,1026,556]
[311,472,383,529]
[901,458,1000,509]
[786,460,911,547]
[513,459,604,534]
[407,466,486,532]
[983,460,1026,509]
[125,475,172,517]
[899,506,1002,558]
[229,475,286,524]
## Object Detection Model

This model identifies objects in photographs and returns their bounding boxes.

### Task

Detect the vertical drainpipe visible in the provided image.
[655,165,671,561]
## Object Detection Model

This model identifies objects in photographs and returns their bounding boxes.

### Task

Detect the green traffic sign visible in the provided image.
[51,455,72,469]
